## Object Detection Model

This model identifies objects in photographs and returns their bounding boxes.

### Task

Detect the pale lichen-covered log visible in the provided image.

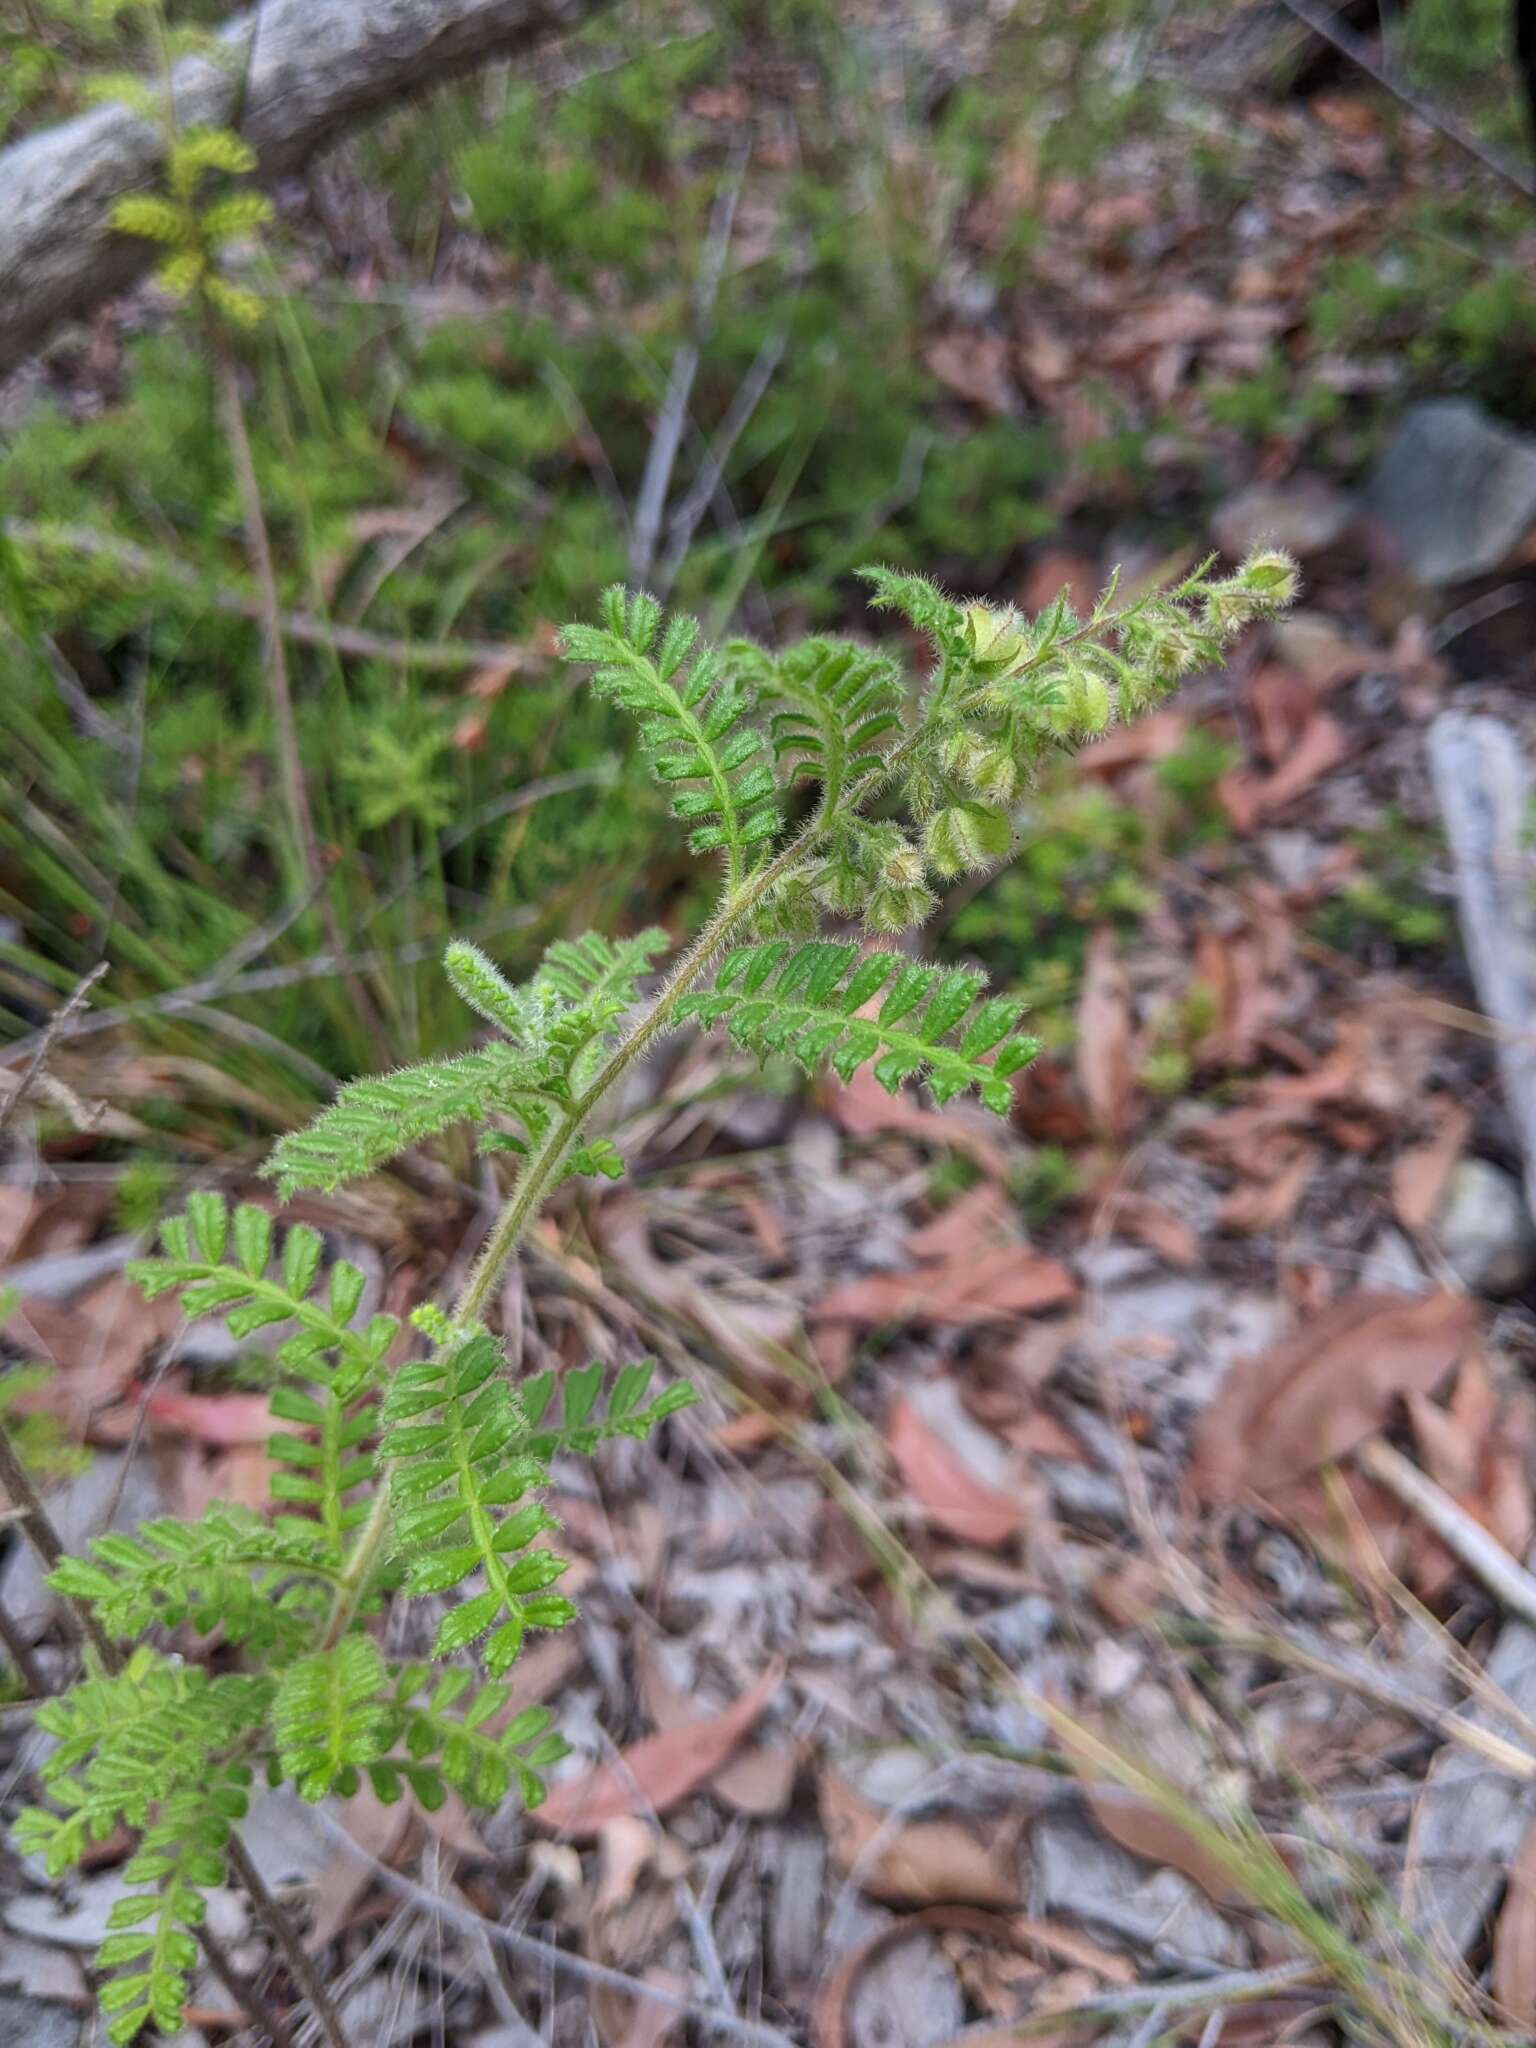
[0,0,603,378]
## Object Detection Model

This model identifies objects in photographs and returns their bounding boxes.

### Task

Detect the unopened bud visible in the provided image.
[965,603,1026,670]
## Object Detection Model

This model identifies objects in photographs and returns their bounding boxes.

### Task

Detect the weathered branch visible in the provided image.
[0,0,605,379]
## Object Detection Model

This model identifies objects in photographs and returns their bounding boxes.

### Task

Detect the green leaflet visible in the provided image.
[128,1197,394,1556]
[380,1328,568,1675]
[381,1333,696,1675]
[265,927,667,1198]
[48,1505,336,1654]
[679,939,1040,1113]
[263,1043,547,1197]
[15,1648,267,1871]
[561,589,780,880]
[273,1636,394,1800]
[756,635,905,808]
[382,1665,570,1810]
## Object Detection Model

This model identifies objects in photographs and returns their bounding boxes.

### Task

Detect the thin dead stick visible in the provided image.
[1192,1618,1536,1780]
[629,140,749,583]
[212,341,389,1067]
[934,1960,1321,2042]
[5,521,542,674]
[0,963,107,1148]
[309,1805,799,2048]
[225,1831,353,2048]
[656,325,787,596]
[1277,0,1536,202]
[0,1595,46,1698]
[197,1916,298,2048]
[1356,1436,1536,1632]
[0,1422,312,2048]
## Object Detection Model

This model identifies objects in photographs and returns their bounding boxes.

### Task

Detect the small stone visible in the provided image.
[1359,1227,1428,1296]
[1363,398,1536,586]
[1030,1812,1246,1967]
[1211,475,1356,560]
[0,1993,82,2048]
[848,1920,964,2048]
[1432,1158,1536,1295]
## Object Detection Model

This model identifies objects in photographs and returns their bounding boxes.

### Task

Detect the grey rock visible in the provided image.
[4,1876,242,1964]
[1359,1227,1429,1296]
[974,1593,1057,1660]
[1030,1812,1246,1968]
[233,1787,333,1888]
[1364,398,1536,586]
[1028,1818,1245,1974]
[0,1235,139,1304]
[0,1453,163,1634]
[846,1914,964,2048]
[766,1830,828,1987]
[1432,1157,1536,1295]
[0,1991,82,2048]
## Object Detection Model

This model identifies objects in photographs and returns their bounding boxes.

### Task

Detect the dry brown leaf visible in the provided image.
[904,1183,1018,1263]
[595,1816,657,1914]
[307,1781,415,1949]
[1391,1098,1472,1234]
[1218,1142,1315,1235]
[1107,1193,1199,1268]
[534,1662,783,1837]
[1010,1917,1136,1983]
[830,1067,1011,1176]
[1189,1289,1479,1507]
[1495,1819,1536,2026]
[636,1641,796,1816]
[923,331,1018,416]
[1076,928,1134,1141]
[1082,1788,1255,1908]
[607,1968,686,2048]
[143,1388,274,1444]
[1218,711,1347,831]
[887,1395,1028,1548]
[1077,708,1188,776]
[1018,551,1099,618]
[819,1774,1022,1908]
[816,1244,1076,1332]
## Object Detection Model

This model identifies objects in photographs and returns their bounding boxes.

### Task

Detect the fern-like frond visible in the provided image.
[48,1505,336,1654]
[263,1044,550,1198]
[562,589,779,880]
[93,1775,248,2046]
[383,1665,570,1809]
[445,926,667,1111]
[380,1329,567,1675]
[16,1649,270,1870]
[273,1636,395,1801]
[535,927,668,1010]
[382,1335,694,1675]
[679,940,1040,1113]
[519,1357,698,1461]
[128,1196,395,1394]
[759,636,905,808]
[129,1196,395,1556]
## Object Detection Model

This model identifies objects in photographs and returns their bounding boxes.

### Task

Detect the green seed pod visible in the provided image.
[753,873,819,939]
[864,880,937,934]
[1238,548,1300,609]
[964,603,1026,670]
[924,801,1014,879]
